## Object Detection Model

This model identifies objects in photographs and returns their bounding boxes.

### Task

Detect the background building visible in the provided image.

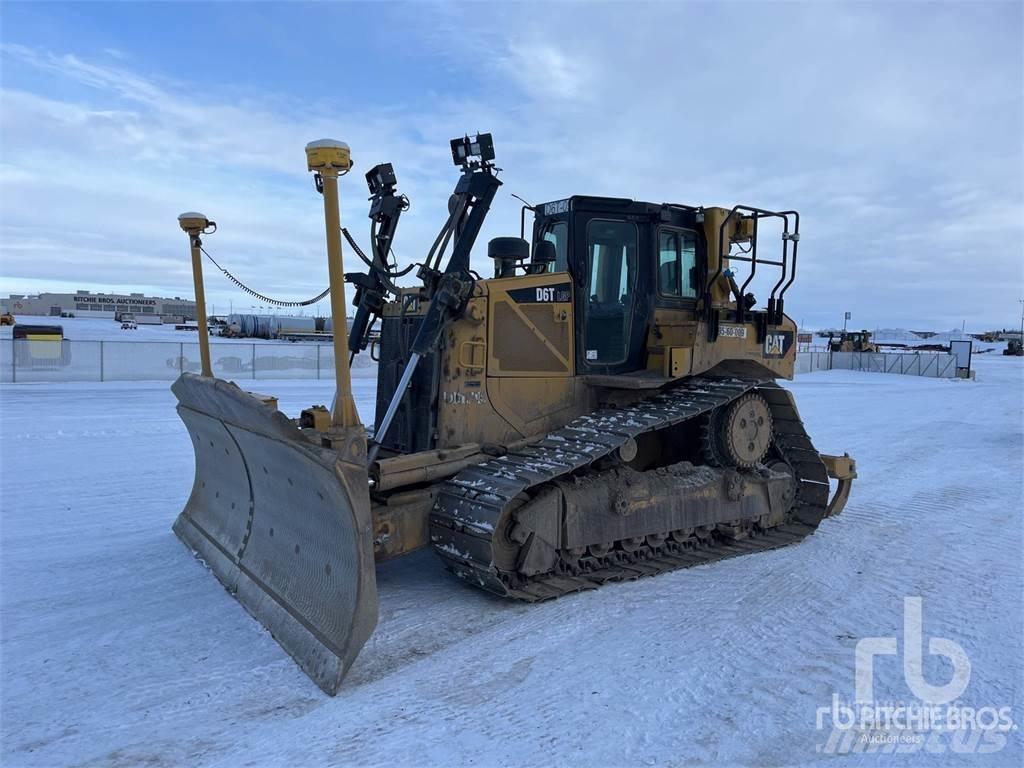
[1,290,197,321]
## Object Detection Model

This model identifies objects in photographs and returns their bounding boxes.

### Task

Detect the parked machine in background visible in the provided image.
[170,134,857,695]
[12,323,70,367]
[0,312,14,326]
[828,329,879,353]
[1004,339,1023,356]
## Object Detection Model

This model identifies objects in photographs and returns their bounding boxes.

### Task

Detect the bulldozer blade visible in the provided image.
[171,373,377,695]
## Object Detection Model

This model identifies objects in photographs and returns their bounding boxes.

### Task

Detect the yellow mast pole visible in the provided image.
[178,212,214,377]
[305,140,362,429]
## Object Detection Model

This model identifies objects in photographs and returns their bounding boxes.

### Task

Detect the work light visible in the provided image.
[450,133,495,168]
[365,163,398,196]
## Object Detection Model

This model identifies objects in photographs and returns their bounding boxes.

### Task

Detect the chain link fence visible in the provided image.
[0,339,376,384]
[795,351,831,374]
[0,339,958,384]
[797,350,958,378]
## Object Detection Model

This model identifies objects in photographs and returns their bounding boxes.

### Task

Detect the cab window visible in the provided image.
[541,221,569,272]
[658,228,697,298]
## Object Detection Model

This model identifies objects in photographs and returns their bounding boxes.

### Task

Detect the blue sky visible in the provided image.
[1,1,1021,329]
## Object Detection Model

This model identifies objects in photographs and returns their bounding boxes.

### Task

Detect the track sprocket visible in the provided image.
[702,392,773,468]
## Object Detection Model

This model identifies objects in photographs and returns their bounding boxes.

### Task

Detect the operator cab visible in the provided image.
[531,196,706,375]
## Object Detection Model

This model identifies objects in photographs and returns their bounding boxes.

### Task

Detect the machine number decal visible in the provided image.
[763,331,794,358]
[543,199,570,215]
[719,325,747,339]
[442,390,487,405]
[507,282,571,304]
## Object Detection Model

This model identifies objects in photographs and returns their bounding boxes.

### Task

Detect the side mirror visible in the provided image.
[530,240,557,274]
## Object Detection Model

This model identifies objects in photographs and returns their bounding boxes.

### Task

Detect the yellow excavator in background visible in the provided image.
[172,134,856,694]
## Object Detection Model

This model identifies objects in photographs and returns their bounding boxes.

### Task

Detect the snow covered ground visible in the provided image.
[1,357,1021,767]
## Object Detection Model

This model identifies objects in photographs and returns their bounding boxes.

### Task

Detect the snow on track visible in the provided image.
[1,359,1021,766]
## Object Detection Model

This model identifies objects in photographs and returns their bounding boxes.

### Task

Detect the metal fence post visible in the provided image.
[252,343,256,380]
[316,344,321,380]
[11,338,15,383]
[179,342,184,374]
[100,340,104,382]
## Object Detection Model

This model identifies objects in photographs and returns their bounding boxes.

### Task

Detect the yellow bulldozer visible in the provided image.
[827,329,879,353]
[172,134,856,694]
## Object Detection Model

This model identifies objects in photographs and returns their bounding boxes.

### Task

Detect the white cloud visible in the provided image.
[500,41,591,101]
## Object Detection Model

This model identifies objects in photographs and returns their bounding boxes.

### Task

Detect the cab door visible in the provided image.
[572,214,650,374]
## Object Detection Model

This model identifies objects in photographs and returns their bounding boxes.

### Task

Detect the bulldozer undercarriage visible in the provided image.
[431,377,850,600]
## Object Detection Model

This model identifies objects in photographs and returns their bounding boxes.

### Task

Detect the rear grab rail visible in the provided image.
[703,205,800,339]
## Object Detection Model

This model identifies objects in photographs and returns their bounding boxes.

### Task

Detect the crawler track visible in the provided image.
[430,377,832,600]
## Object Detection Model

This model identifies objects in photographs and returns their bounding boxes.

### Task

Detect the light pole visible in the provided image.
[842,310,850,334]
[1018,299,1023,341]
